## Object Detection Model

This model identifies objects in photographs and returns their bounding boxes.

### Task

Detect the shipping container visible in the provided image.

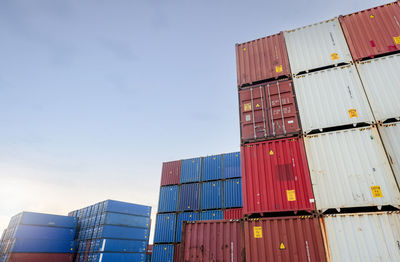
[100,212,151,228]
[180,158,201,183]
[284,18,352,75]
[339,2,400,61]
[236,32,291,87]
[293,64,374,133]
[178,183,200,211]
[379,122,400,186]
[103,200,151,217]
[154,213,176,243]
[174,244,181,262]
[158,186,178,213]
[305,127,400,212]
[223,208,243,220]
[152,244,174,262]
[89,252,146,262]
[90,239,147,253]
[223,152,241,179]
[201,181,223,210]
[161,160,181,186]
[356,54,400,122]
[180,220,244,262]
[200,210,224,220]
[239,80,301,144]
[4,253,74,262]
[2,239,75,253]
[244,216,326,261]
[224,178,243,208]
[10,225,75,240]
[202,155,222,181]
[176,212,199,243]
[9,212,77,229]
[94,225,149,241]
[321,212,400,261]
[241,137,315,215]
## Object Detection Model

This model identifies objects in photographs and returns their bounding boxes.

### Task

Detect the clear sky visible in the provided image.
[0,0,392,243]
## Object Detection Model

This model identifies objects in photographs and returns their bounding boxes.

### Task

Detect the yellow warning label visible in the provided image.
[253,226,262,238]
[331,53,339,60]
[371,186,383,198]
[237,181,239,184]
[255,103,260,108]
[276,65,283,73]
[287,190,296,201]
[279,242,286,250]
[212,213,215,216]
[244,103,252,111]
[394,36,400,45]
[164,247,167,250]
[348,109,358,118]
[213,184,215,187]
[370,14,375,18]
[269,150,274,156]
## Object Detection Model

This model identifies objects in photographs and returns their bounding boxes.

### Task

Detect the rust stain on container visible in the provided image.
[160,160,181,186]
[236,32,291,87]
[339,2,400,61]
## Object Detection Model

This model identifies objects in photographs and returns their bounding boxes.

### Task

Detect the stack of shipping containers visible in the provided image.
[69,200,151,262]
[0,212,77,262]
[152,152,242,261]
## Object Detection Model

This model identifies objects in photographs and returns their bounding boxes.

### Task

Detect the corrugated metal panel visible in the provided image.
[179,183,200,211]
[241,137,315,215]
[284,18,352,75]
[161,160,181,186]
[4,239,75,253]
[223,152,241,178]
[202,155,222,181]
[293,64,374,133]
[101,212,151,228]
[224,178,243,208]
[91,239,147,253]
[176,212,199,243]
[151,244,174,262]
[180,220,244,262]
[379,122,400,186]
[158,186,178,213]
[321,212,400,261]
[304,127,400,211]
[95,225,149,240]
[4,253,74,262]
[201,181,223,210]
[90,252,146,262]
[180,158,201,183]
[236,32,291,87]
[11,212,77,229]
[223,208,243,220]
[103,200,151,217]
[244,216,326,262]
[11,225,75,240]
[154,213,176,243]
[174,244,180,262]
[239,80,301,144]
[200,210,224,220]
[339,2,400,61]
[356,54,400,122]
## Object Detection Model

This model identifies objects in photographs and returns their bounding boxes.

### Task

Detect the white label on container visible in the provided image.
[245,114,251,121]
[288,120,294,124]
[309,198,315,203]
[101,239,106,251]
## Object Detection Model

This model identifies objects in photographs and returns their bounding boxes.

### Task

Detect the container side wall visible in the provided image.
[202,155,222,181]
[176,212,199,243]
[152,244,174,262]
[154,213,176,243]
[201,181,223,210]
[223,208,243,220]
[179,183,200,211]
[180,158,202,183]
[158,186,178,213]
[161,160,181,186]
[200,210,224,220]
[224,178,243,208]
[223,152,241,178]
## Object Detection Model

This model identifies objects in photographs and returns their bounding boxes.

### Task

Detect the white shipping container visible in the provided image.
[284,18,352,75]
[322,212,400,262]
[304,127,400,211]
[356,54,400,122]
[293,64,374,133]
[379,122,400,186]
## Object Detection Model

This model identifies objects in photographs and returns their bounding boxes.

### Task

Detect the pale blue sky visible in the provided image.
[0,0,391,242]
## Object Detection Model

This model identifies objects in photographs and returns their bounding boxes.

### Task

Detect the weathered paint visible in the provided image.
[176,212,199,243]
[160,160,181,186]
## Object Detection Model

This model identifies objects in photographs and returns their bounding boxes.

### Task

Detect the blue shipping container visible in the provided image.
[10,212,77,229]
[91,238,147,253]
[100,212,151,228]
[11,225,76,240]
[178,183,200,211]
[158,186,178,213]
[104,200,151,217]
[224,178,243,208]
[180,158,201,183]
[146,254,152,262]
[95,225,149,241]
[202,155,222,181]
[89,252,146,262]
[223,152,241,179]
[201,181,223,210]
[4,238,75,253]
[176,212,199,243]
[154,213,176,243]
[200,210,224,220]
[152,244,174,262]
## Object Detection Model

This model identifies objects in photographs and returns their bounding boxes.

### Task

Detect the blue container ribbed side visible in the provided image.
[201,181,223,210]
[102,212,151,228]
[158,186,178,213]
[224,178,243,208]
[223,152,241,178]
[152,244,174,262]
[13,212,78,228]
[89,252,146,262]
[95,225,149,241]
[180,158,201,183]
[200,210,224,220]
[202,155,222,181]
[12,225,76,240]
[178,183,200,211]
[5,238,75,253]
[154,213,176,243]
[176,212,199,243]
[104,200,151,217]
[90,238,147,253]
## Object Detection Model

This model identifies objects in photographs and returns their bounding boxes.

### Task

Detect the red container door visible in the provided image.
[241,137,315,215]
[160,160,181,186]
[239,80,300,144]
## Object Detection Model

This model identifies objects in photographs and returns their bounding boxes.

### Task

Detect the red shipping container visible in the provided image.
[146,244,153,254]
[160,160,181,186]
[180,220,244,262]
[339,2,400,61]
[223,208,243,220]
[241,137,315,215]
[6,253,74,262]
[239,80,301,144]
[236,32,291,87]
[174,244,180,262]
[243,216,326,262]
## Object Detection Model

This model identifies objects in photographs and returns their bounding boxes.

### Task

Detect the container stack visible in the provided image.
[69,200,151,262]
[152,152,243,262]
[0,212,77,262]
